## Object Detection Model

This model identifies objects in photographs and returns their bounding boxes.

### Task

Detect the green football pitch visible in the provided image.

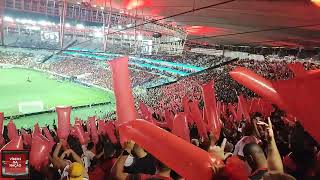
[0,67,115,128]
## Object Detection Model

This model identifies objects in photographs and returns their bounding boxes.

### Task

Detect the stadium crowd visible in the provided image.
[0,47,319,180]
[141,51,230,68]
[141,58,320,112]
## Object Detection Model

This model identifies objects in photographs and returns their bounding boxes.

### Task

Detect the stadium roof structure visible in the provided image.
[79,0,320,49]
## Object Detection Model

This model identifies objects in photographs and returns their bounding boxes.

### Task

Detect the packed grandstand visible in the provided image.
[1,0,320,180]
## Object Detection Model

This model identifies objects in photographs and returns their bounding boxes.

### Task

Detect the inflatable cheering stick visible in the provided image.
[56,106,72,139]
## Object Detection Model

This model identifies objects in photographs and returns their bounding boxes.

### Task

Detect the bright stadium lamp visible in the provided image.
[26,20,36,25]
[20,19,28,24]
[76,24,85,29]
[37,20,49,26]
[137,34,143,40]
[26,26,41,30]
[94,31,104,37]
[312,0,320,7]
[4,16,14,22]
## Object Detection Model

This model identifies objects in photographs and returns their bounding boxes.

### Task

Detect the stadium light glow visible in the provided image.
[37,20,49,26]
[4,16,14,22]
[19,19,37,25]
[26,26,41,30]
[76,24,85,29]
[137,34,143,40]
[94,31,104,38]
[312,0,320,7]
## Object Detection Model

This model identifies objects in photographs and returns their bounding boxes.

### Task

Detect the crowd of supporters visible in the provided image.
[140,51,230,68]
[140,58,320,113]
[0,47,161,89]
[0,46,319,180]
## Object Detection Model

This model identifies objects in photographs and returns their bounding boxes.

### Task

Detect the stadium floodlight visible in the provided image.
[137,35,143,40]
[26,26,41,30]
[76,24,85,29]
[94,31,104,37]
[19,19,36,25]
[37,20,50,26]
[19,19,27,24]
[4,16,14,22]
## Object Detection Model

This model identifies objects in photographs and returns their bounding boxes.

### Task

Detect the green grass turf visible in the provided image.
[3,103,115,129]
[0,67,115,127]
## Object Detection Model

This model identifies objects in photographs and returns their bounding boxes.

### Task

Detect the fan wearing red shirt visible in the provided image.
[111,141,173,180]
[89,142,117,180]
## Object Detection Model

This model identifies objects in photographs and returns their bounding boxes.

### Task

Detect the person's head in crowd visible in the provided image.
[191,139,200,147]
[243,143,267,172]
[251,112,263,122]
[62,162,88,180]
[67,135,84,157]
[104,142,116,159]
[243,123,256,137]
[87,141,94,151]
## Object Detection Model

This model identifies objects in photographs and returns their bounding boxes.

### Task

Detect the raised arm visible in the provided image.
[111,140,135,180]
[258,117,283,172]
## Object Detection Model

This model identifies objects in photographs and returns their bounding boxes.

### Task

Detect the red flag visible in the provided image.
[259,99,273,117]
[164,110,174,130]
[172,113,190,142]
[235,102,242,122]
[189,100,208,139]
[287,62,306,77]
[7,120,18,140]
[238,95,250,121]
[43,127,55,147]
[33,123,41,137]
[105,121,118,144]
[182,96,194,124]
[228,103,237,119]
[201,81,221,140]
[21,129,32,146]
[272,76,320,142]
[249,98,260,114]
[89,116,99,144]
[139,101,155,123]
